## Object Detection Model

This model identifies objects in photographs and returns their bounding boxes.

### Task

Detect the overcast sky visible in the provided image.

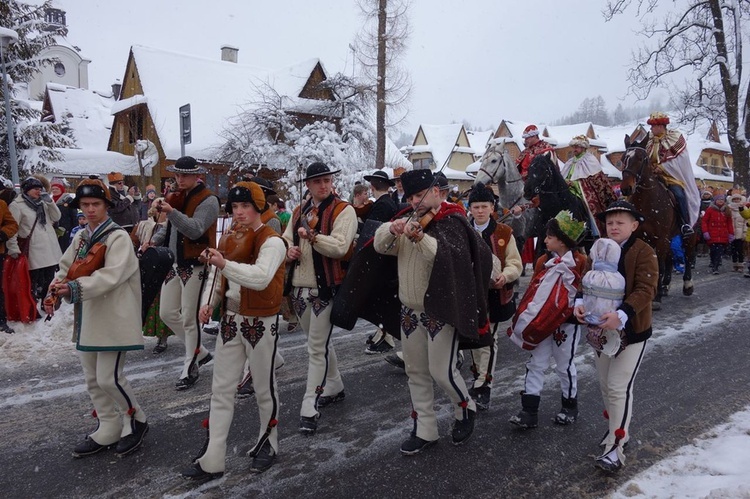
[51,0,657,134]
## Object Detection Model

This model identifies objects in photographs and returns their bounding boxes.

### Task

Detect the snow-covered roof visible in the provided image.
[123,45,331,160]
[417,123,464,167]
[432,165,472,181]
[45,83,115,150]
[44,148,143,177]
[465,129,493,155]
[545,123,607,149]
[385,136,412,170]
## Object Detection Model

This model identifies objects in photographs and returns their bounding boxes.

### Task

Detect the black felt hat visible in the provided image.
[468,183,496,205]
[596,200,645,223]
[70,179,115,208]
[303,162,340,181]
[166,156,207,174]
[247,176,277,196]
[363,170,395,186]
[434,171,449,191]
[400,169,435,199]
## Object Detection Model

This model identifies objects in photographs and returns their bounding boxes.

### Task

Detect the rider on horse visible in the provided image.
[646,112,700,236]
[560,135,617,237]
[516,124,558,181]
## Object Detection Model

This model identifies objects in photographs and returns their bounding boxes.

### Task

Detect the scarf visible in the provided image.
[22,193,47,226]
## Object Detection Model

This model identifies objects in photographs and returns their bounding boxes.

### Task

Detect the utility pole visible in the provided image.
[375,0,387,170]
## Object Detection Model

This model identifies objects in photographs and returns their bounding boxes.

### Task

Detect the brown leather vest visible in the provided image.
[176,185,217,265]
[220,224,285,317]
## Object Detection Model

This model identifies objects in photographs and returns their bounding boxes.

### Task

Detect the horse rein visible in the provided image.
[620,147,650,191]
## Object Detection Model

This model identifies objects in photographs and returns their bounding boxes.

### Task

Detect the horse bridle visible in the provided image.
[621,146,649,185]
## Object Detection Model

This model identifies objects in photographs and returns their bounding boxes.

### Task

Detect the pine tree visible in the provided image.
[0,0,74,179]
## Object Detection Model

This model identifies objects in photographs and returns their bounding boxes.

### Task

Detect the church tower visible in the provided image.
[27,2,91,99]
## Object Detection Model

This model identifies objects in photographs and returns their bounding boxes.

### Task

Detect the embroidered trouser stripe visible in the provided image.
[401,310,475,441]
[595,340,647,463]
[295,287,343,418]
[198,313,280,474]
[470,323,500,389]
[159,265,210,378]
[79,350,146,444]
[523,323,580,397]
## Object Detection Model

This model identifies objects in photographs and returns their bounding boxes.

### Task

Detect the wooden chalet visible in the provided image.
[107,45,338,199]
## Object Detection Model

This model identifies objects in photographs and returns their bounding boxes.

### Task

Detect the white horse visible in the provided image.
[474,141,536,241]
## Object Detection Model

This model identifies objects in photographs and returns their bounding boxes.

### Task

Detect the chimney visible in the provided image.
[221,45,239,63]
[111,79,122,100]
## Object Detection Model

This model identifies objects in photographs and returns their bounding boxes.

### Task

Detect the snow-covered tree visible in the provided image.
[215,77,376,205]
[0,0,74,178]
[605,0,750,189]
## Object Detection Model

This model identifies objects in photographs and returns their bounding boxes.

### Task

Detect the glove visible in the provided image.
[9,251,19,259]
[41,191,53,203]
[703,232,710,241]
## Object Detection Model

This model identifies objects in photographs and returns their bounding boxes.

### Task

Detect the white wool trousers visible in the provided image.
[197,313,280,474]
[79,350,146,446]
[159,265,211,378]
[594,340,647,463]
[292,287,344,418]
[470,323,501,389]
[523,323,581,399]
[400,306,476,442]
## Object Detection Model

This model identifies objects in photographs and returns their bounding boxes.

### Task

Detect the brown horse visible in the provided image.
[621,136,695,308]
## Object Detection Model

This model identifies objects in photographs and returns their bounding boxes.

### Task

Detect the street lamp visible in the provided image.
[0,27,19,189]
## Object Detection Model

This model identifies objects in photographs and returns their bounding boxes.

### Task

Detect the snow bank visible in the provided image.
[0,306,76,370]
[612,405,750,499]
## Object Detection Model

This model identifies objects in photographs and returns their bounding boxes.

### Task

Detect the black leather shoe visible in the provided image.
[250,441,276,473]
[400,434,437,456]
[181,462,224,482]
[115,420,149,457]
[72,436,114,458]
[384,353,405,370]
[470,386,491,411]
[299,414,320,436]
[236,373,255,399]
[153,339,167,354]
[452,409,476,446]
[176,374,199,390]
[198,352,213,367]
[317,391,345,408]
[595,455,623,472]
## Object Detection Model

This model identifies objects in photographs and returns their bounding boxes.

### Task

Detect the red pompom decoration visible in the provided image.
[269,419,278,428]
[459,400,468,409]
[194,348,201,355]
[201,418,210,429]
[603,410,609,420]
[614,428,626,440]
[127,407,136,416]
[410,410,418,420]
[91,410,98,418]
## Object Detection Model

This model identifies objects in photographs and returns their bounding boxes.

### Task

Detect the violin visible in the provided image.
[353,201,373,219]
[162,189,186,212]
[299,204,319,245]
[216,222,253,263]
[43,242,108,321]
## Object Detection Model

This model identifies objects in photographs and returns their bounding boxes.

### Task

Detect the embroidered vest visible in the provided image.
[175,185,217,265]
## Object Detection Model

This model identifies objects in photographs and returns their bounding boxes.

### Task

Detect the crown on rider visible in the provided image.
[554,210,586,242]
[646,112,670,126]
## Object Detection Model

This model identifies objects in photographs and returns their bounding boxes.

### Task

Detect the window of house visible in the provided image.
[54,62,65,77]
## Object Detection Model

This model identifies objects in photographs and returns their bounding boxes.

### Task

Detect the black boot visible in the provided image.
[115,420,149,457]
[509,393,539,429]
[452,409,476,445]
[555,396,578,425]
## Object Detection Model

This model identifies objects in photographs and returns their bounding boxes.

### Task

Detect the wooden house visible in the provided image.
[107,45,339,199]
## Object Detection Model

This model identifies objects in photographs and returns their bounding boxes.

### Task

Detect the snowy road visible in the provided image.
[1,264,749,498]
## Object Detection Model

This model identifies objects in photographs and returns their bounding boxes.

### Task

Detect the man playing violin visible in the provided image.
[149,156,220,390]
[45,179,149,458]
[182,181,286,481]
[283,162,357,436]
[373,169,493,455]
